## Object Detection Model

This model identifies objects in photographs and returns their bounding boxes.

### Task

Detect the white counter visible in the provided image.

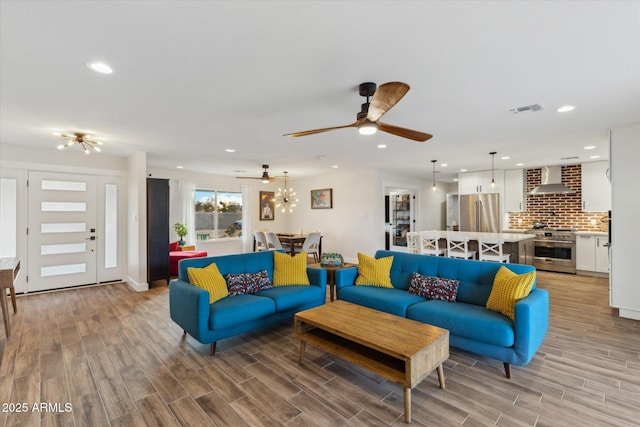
[575,231,607,237]
[422,230,534,242]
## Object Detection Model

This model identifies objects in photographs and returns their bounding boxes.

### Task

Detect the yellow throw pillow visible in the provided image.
[273,251,310,286]
[355,252,394,288]
[486,266,536,320]
[187,263,229,304]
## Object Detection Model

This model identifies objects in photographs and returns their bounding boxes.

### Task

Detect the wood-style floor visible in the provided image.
[1,271,639,426]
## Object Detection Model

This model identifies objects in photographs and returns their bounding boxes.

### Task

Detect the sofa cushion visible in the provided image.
[486,266,535,320]
[408,272,459,303]
[407,300,515,347]
[273,251,310,286]
[339,286,425,317]
[209,294,276,329]
[187,263,229,303]
[225,271,273,295]
[355,252,394,288]
[257,285,325,311]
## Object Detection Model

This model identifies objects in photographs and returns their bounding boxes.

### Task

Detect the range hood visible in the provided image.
[529,166,576,195]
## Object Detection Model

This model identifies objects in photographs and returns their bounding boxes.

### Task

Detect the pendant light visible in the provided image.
[489,151,497,188]
[275,171,298,213]
[431,160,437,191]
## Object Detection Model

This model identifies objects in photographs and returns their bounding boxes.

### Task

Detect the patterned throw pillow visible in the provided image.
[273,251,310,286]
[486,266,536,320]
[187,263,229,303]
[355,253,394,288]
[225,270,273,295]
[408,272,460,302]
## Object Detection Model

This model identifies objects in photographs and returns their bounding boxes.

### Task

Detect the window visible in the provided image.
[195,190,243,240]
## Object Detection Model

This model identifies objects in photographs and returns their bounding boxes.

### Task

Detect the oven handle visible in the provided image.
[534,240,575,247]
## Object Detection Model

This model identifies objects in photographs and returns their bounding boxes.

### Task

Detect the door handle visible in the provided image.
[86,236,96,240]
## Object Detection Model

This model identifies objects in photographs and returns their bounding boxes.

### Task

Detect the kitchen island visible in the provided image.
[422,230,534,265]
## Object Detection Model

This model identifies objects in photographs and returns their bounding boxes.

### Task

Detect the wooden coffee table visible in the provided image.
[294,300,449,423]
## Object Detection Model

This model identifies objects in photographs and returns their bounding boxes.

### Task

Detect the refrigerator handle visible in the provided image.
[477,200,482,232]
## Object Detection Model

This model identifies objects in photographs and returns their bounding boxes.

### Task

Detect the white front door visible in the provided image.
[27,171,98,292]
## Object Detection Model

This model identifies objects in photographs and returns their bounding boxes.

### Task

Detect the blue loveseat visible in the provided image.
[335,250,548,377]
[169,250,327,355]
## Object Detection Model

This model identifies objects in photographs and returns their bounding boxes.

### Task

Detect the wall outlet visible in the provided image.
[590,219,597,226]
[517,218,523,225]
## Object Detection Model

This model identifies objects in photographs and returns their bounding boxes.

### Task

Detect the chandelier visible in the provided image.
[56,132,103,154]
[275,171,298,213]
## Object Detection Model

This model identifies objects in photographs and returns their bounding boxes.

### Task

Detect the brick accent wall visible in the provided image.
[508,164,607,231]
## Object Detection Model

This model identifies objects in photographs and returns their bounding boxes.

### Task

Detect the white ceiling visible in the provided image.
[1,1,639,182]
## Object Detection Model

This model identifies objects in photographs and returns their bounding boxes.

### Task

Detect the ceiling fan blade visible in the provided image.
[378,122,433,142]
[367,82,410,122]
[284,121,360,138]
[235,176,276,182]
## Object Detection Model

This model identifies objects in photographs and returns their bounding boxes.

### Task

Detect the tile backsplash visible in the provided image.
[508,164,607,231]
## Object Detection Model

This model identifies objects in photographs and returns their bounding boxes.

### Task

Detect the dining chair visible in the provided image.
[406,232,421,254]
[265,232,284,250]
[478,239,510,263]
[446,237,476,260]
[295,232,321,262]
[254,231,268,251]
[420,231,446,256]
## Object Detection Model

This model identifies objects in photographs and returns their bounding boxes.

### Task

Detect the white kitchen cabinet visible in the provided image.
[504,169,525,212]
[581,161,611,212]
[458,170,502,194]
[576,234,609,274]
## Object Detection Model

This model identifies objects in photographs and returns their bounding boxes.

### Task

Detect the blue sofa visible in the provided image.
[335,250,549,378]
[169,250,327,355]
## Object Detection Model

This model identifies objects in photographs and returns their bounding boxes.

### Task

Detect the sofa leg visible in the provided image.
[503,362,511,379]
[210,342,217,356]
[183,330,187,336]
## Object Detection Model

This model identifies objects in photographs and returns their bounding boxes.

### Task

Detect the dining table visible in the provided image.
[276,233,322,257]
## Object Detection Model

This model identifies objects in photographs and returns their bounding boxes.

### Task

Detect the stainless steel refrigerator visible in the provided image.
[459,193,500,232]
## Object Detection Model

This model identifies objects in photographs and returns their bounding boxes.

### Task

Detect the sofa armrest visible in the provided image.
[169,279,210,342]
[334,267,359,290]
[513,288,549,365]
[307,267,327,292]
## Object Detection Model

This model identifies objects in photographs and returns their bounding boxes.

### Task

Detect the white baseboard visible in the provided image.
[126,276,149,292]
[619,308,640,321]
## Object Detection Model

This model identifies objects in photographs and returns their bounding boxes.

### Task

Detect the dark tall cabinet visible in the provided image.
[147,178,170,284]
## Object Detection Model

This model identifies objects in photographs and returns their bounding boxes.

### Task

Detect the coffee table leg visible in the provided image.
[437,364,445,389]
[403,387,411,423]
[298,341,306,364]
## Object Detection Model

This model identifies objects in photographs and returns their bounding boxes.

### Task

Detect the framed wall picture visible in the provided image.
[311,188,333,209]
[260,191,275,220]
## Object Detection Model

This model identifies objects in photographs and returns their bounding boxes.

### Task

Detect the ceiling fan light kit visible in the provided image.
[236,164,284,184]
[284,81,433,142]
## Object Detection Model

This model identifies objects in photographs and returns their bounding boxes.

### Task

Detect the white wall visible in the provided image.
[610,123,640,320]
[127,151,147,291]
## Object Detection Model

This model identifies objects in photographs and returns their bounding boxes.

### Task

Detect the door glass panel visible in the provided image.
[41,243,87,255]
[41,201,86,212]
[41,223,87,233]
[0,177,17,257]
[104,184,117,268]
[41,180,87,192]
[41,263,86,277]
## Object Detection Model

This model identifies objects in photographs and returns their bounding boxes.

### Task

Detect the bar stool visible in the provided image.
[447,237,476,260]
[406,232,421,254]
[478,239,510,263]
[420,231,446,256]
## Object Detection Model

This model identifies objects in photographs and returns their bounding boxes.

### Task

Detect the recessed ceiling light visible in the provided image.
[516,163,524,166]
[501,156,510,160]
[377,144,387,149]
[557,105,575,113]
[176,165,183,169]
[332,165,339,169]
[590,155,600,159]
[460,169,467,172]
[87,62,113,74]
[224,148,235,153]
[584,145,596,150]
[441,163,448,167]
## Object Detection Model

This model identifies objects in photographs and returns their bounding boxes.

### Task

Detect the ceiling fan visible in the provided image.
[284,82,433,142]
[235,164,285,183]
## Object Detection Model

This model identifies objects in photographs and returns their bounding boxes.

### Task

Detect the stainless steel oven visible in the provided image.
[527,229,576,274]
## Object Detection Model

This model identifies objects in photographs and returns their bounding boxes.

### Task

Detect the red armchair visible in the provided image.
[169,242,207,276]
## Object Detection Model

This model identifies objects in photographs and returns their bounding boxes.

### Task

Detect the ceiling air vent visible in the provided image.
[507,103,545,115]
